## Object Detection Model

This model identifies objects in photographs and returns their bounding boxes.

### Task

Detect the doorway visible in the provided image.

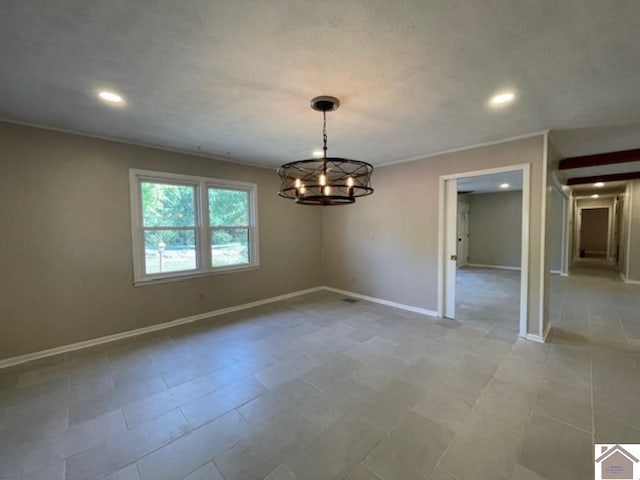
[576,206,612,260]
[438,164,530,337]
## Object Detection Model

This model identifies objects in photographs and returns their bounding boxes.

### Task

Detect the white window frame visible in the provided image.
[129,169,259,285]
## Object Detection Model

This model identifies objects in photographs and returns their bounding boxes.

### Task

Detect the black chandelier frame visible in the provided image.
[277,96,374,206]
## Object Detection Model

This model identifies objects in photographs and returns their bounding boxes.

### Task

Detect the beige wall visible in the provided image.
[0,122,324,360]
[467,191,522,268]
[323,135,547,336]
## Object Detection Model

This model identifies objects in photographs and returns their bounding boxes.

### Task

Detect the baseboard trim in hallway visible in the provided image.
[620,272,640,284]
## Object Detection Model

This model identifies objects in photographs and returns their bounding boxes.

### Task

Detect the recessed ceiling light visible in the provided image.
[312,150,324,158]
[500,183,510,189]
[591,194,599,199]
[490,92,516,106]
[98,91,124,104]
[593,182,605,187]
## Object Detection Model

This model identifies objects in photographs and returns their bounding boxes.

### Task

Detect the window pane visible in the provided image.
[209,188,249,227]
[211,228,249,267]
[144,230,196,274]
[142,182,195,227]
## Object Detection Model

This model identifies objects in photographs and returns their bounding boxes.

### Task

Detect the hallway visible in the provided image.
[537,258,640,476]
[550,259,640,345]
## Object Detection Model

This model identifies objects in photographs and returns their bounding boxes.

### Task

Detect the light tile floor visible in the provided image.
[0,260,639,480]
[455,266,521,332]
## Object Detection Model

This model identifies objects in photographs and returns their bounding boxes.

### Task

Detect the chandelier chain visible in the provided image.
[322,111,328,159]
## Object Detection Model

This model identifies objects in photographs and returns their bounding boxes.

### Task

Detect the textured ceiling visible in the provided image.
[1,1,640,167]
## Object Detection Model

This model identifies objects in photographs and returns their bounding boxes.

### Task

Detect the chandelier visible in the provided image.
[277,96,374,205]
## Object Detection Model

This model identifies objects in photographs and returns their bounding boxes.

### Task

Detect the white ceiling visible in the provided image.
[1,1,640,167]
[458,171,523,194]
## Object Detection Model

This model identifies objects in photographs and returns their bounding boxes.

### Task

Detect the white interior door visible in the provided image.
[457,202,469,267]
[444,179,458,318]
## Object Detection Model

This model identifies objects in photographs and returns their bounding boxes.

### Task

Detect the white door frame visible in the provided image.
[438,163,530,337]
[550,179,570,276]
[575,205,613,260]
[562,193,571,275]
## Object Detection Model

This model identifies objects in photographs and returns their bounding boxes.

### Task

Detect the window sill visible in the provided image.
[133,264,260,287]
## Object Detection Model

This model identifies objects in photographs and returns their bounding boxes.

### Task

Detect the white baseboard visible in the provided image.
[0,286,325,370]
[466,263,521,271]
[0,285,440,369]
[618,271,640,284]
[4,282,555,369]
[550,270,562,275]
[526,333,545,343]
[322,286,439,318]
[525,322,552,344]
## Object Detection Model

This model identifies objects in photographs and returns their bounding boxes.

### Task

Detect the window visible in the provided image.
[129,169,258,284]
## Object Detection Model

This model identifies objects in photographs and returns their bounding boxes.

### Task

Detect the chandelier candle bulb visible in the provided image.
[277,96,374,205]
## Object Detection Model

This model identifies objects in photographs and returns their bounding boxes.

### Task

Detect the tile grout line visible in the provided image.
[514,342,552,477]
[425,332,501,480]
[110,408,195,480]
[177,406,193,431]
[534,411,594,436]
[343,434,387,480]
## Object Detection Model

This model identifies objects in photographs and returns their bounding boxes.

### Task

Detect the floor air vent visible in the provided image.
[342,298,359,304]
